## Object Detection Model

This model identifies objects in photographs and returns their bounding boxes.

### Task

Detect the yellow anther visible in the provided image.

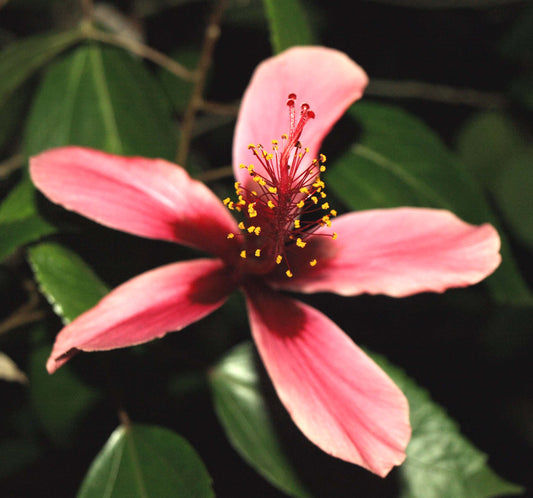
[259,179,266,186]
[227,233,235,239]
[223,197,231,205]
[281,133,288,139]
[321,202,330,210]
[297,200,305,209]
[239,163,247,169]
[253,175,261,183]
[305,147,309,153]
[255,249,261,257]
[248,164,254,173]
[248,204,258,218]
[332,232,338,240]
[267,200,275,209]
[313,179,325,189]
[238,221,245,230]
[247,226,256,233]
[286,270,293,278]
[294,219,301,229]
[320,165,326,172]
[272,139,278,145]
[309,259,317,267]
[276,255,283,264]
[311,196,318,204]
[296,238,306,248]
[322,215,331,227]
[320,153,326,163]
[330,209,337,217]
[254,226,261,236]
[268,186,277,194]
[240,250,247,259]
[300,187,309,194]
[228,202,234,210]
[251,190,258,196]
[320,191,327,198]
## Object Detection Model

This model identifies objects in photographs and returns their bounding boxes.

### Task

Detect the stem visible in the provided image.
[84,26,195,81]
[367,78,507,109]
[197,165,233,182]
[177,0,228,166]
[0,280,46,336]
[0,153,24,179]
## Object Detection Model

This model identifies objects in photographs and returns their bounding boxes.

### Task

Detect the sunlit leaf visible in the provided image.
[0,29,82,107]
[77,424,214,498]
[209,342,311,498]
[327,101,532,304]
[262,0,314,53]
[368,353,524,498]
[24,43,176,159]
[0,176,55,262]
[28,242,108,324]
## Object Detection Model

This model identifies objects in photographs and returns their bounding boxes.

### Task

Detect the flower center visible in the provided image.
[225,94,338,278]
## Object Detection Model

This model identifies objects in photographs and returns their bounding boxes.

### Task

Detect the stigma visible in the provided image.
[227,94,338,277]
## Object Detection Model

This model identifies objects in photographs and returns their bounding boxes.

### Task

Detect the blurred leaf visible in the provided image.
[0,176,56,262]
[368,353,524,498]
[455,111,526,191]
[494,148,533,248]
[29,342,100,447]
[0,28,82,107]
[0,85,30,152]
[499,2,533,62]
[0,351,28,383]
[327,101,532,304]
[158,47,199,115]
[0,439,41,479]
[28,242,108,324]
[209,342,311,498]
[77,424,214,498]
[262,0,314,53]
[24,43,176,159]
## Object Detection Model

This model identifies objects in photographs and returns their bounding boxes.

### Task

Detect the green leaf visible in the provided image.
[494,147,533,248]
[455,111,527,192]
[209,342,310,498]
[24,43,176,159]
[0,176,55,262]
[368,353,524,498]
[77,424,214,498]
[0,29,82,107]
[29,341,101,447]
[28,242,108,324]
[262,0,314,53]
[327,101,532,304]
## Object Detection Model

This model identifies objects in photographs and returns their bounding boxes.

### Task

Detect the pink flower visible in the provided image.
[30,46,501,477]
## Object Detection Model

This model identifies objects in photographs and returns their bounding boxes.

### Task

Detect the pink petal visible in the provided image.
[30,147,241,259]
[233,47,368,185]
[273,208,501,297]
[47,258,234,373]
[245,284,410,476]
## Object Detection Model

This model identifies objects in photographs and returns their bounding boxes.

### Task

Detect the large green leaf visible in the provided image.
[0,176,55,262]
[209,342,310,498]
[24,43,176,159]
[77,424,214,498]
[0,29,82,107]
[368,353,523,498]
[327,101,532,304]
[28,242,108,324]
[262,0,314,53]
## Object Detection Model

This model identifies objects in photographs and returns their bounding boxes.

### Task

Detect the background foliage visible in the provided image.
[0,0,531,496]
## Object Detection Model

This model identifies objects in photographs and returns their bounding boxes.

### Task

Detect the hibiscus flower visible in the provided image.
[29,46,501,477]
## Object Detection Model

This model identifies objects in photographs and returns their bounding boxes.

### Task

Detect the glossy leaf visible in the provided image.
[368,353,523,498]
[0,29,82,107]
[29,342,100,447]
[0,176,55,262]
[209,342,311,498]
[262,0,314,53]
[327,101,532,304]
[24,43,176,159]
[77,424,214,498]
[28,242,108,324]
